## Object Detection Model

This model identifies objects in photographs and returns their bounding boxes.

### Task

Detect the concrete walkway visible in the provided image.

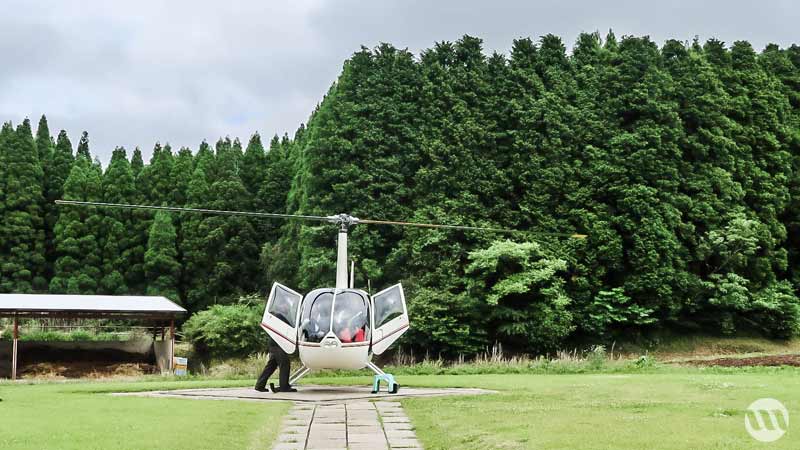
[273,401,422,450]
[113,385,495,449]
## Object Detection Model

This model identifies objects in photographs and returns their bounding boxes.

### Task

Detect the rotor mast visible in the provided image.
[326,214,360,290]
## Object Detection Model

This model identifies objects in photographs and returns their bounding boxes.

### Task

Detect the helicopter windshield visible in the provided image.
[299,289,370,344]
[299,290,333,343]
[332,291,370,343]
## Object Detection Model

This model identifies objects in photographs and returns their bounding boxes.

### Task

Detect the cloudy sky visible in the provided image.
[1,0,797,164]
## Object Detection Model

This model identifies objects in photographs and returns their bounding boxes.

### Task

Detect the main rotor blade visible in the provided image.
[358,218,587,239]
[55,200,334,223]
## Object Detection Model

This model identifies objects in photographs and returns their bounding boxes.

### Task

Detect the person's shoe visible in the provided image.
[254,386,268,392]
[277,386,298,393]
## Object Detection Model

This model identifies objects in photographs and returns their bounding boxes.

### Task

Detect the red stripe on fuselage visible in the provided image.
[260,322,295,345]
[373,323,409,344]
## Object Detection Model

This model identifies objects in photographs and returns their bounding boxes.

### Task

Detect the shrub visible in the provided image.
[183,301,265,359]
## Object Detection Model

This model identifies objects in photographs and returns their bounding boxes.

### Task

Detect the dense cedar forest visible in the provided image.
[1,32,800,355]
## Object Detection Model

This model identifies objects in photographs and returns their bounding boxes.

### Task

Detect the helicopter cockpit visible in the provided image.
[261,282,409,370]
[299,289,370,345]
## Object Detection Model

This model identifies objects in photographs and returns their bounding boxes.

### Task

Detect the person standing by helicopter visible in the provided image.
[255,299,296,393]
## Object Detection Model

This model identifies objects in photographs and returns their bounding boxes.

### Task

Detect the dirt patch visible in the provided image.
[683,354,800,367]
[21,362,158,379]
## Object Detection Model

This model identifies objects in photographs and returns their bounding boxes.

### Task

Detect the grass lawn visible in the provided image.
[2,368,799,449]
[311,369,800,450]
[0,379,288,450]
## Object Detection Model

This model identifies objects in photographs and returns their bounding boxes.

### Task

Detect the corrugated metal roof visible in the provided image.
[0,294,186,318]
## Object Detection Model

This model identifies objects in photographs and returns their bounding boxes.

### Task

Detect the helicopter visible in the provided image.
[56,200,586,394]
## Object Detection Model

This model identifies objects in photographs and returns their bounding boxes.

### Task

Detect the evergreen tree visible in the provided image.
[100,147,137,294]
[170,147,194,206]
[0,123,10,290]
[43,130,75,279]
[168,146,195,304]
[202,145,260,300]
[5,32,800,350]
[1,119,47,292]
[50,155,103,294]
[144,211,180,301]
[241,133,267,200]
[35,115,54,173]
[76,131,91,160]
[130,147,144,178]
[180,167,212,311]
[252,134,293,248]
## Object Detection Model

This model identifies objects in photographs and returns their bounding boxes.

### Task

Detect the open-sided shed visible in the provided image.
[0,294,186,379]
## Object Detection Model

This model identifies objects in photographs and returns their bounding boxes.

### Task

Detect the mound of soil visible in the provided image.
[21,362,158,379]
[685,354,800,367]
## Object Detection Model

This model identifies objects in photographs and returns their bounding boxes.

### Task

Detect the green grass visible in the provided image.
[2,367,800,449]
[0,379,288,450]
[307,369,800,450]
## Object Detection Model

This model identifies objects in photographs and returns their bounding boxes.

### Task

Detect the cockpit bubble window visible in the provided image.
[299,291,333,343]
[374,285,404,328]
[268,285,300,327]
[332,292,370,343]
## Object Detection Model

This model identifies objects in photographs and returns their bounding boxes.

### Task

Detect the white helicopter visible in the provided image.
[56,200,585,393]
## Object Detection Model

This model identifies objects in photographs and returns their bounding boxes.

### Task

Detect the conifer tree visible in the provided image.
[1,119,47,292]
[0,123,10,290]
[130,147,144,178]
[100,147,137,294]
[76,131,91,160]
[35,115,53,173]
[194,140,215,181]
[144,211,180,301]
[170,147,194,206]
[202,144,260,300]
[257,134,293,242]
[50,155,103,294]
[180,167,212,311]
[42,130,75,279]
[241,133,267,200]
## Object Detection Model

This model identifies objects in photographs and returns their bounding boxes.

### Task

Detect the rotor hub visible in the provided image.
[326,213,360,230]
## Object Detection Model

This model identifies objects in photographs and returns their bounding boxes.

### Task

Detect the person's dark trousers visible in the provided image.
[255,340,290,390]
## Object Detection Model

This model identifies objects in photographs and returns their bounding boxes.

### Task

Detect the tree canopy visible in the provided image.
[2,33,800,355]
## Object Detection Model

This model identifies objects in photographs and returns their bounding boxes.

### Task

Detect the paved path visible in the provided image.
[272,401,422,450]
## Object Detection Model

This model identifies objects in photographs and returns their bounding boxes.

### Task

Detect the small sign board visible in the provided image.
[173,356,188,376]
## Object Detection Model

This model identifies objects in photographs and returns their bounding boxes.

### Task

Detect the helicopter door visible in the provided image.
[261,283,303,354]
[370,284,409,355]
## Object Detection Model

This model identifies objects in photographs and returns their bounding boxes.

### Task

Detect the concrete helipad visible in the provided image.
[113,385,494,449]
[113,384,494,403]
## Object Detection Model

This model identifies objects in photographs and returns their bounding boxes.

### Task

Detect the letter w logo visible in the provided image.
[745,398,789,443]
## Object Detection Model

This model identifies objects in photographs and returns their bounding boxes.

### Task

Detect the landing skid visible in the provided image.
[282,363,399,394]
[367,361,399,394]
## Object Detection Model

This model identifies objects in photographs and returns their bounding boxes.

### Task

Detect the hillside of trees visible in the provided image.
[1,32,800,355]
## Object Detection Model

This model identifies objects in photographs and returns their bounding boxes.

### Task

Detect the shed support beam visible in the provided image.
[169,320,175,373]
[12,315,18,380]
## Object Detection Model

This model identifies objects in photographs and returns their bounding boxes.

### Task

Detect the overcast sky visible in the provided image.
[1,0,798,164]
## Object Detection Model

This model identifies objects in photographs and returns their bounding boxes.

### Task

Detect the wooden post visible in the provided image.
[12,315,18,380]
[169,320,175,373]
